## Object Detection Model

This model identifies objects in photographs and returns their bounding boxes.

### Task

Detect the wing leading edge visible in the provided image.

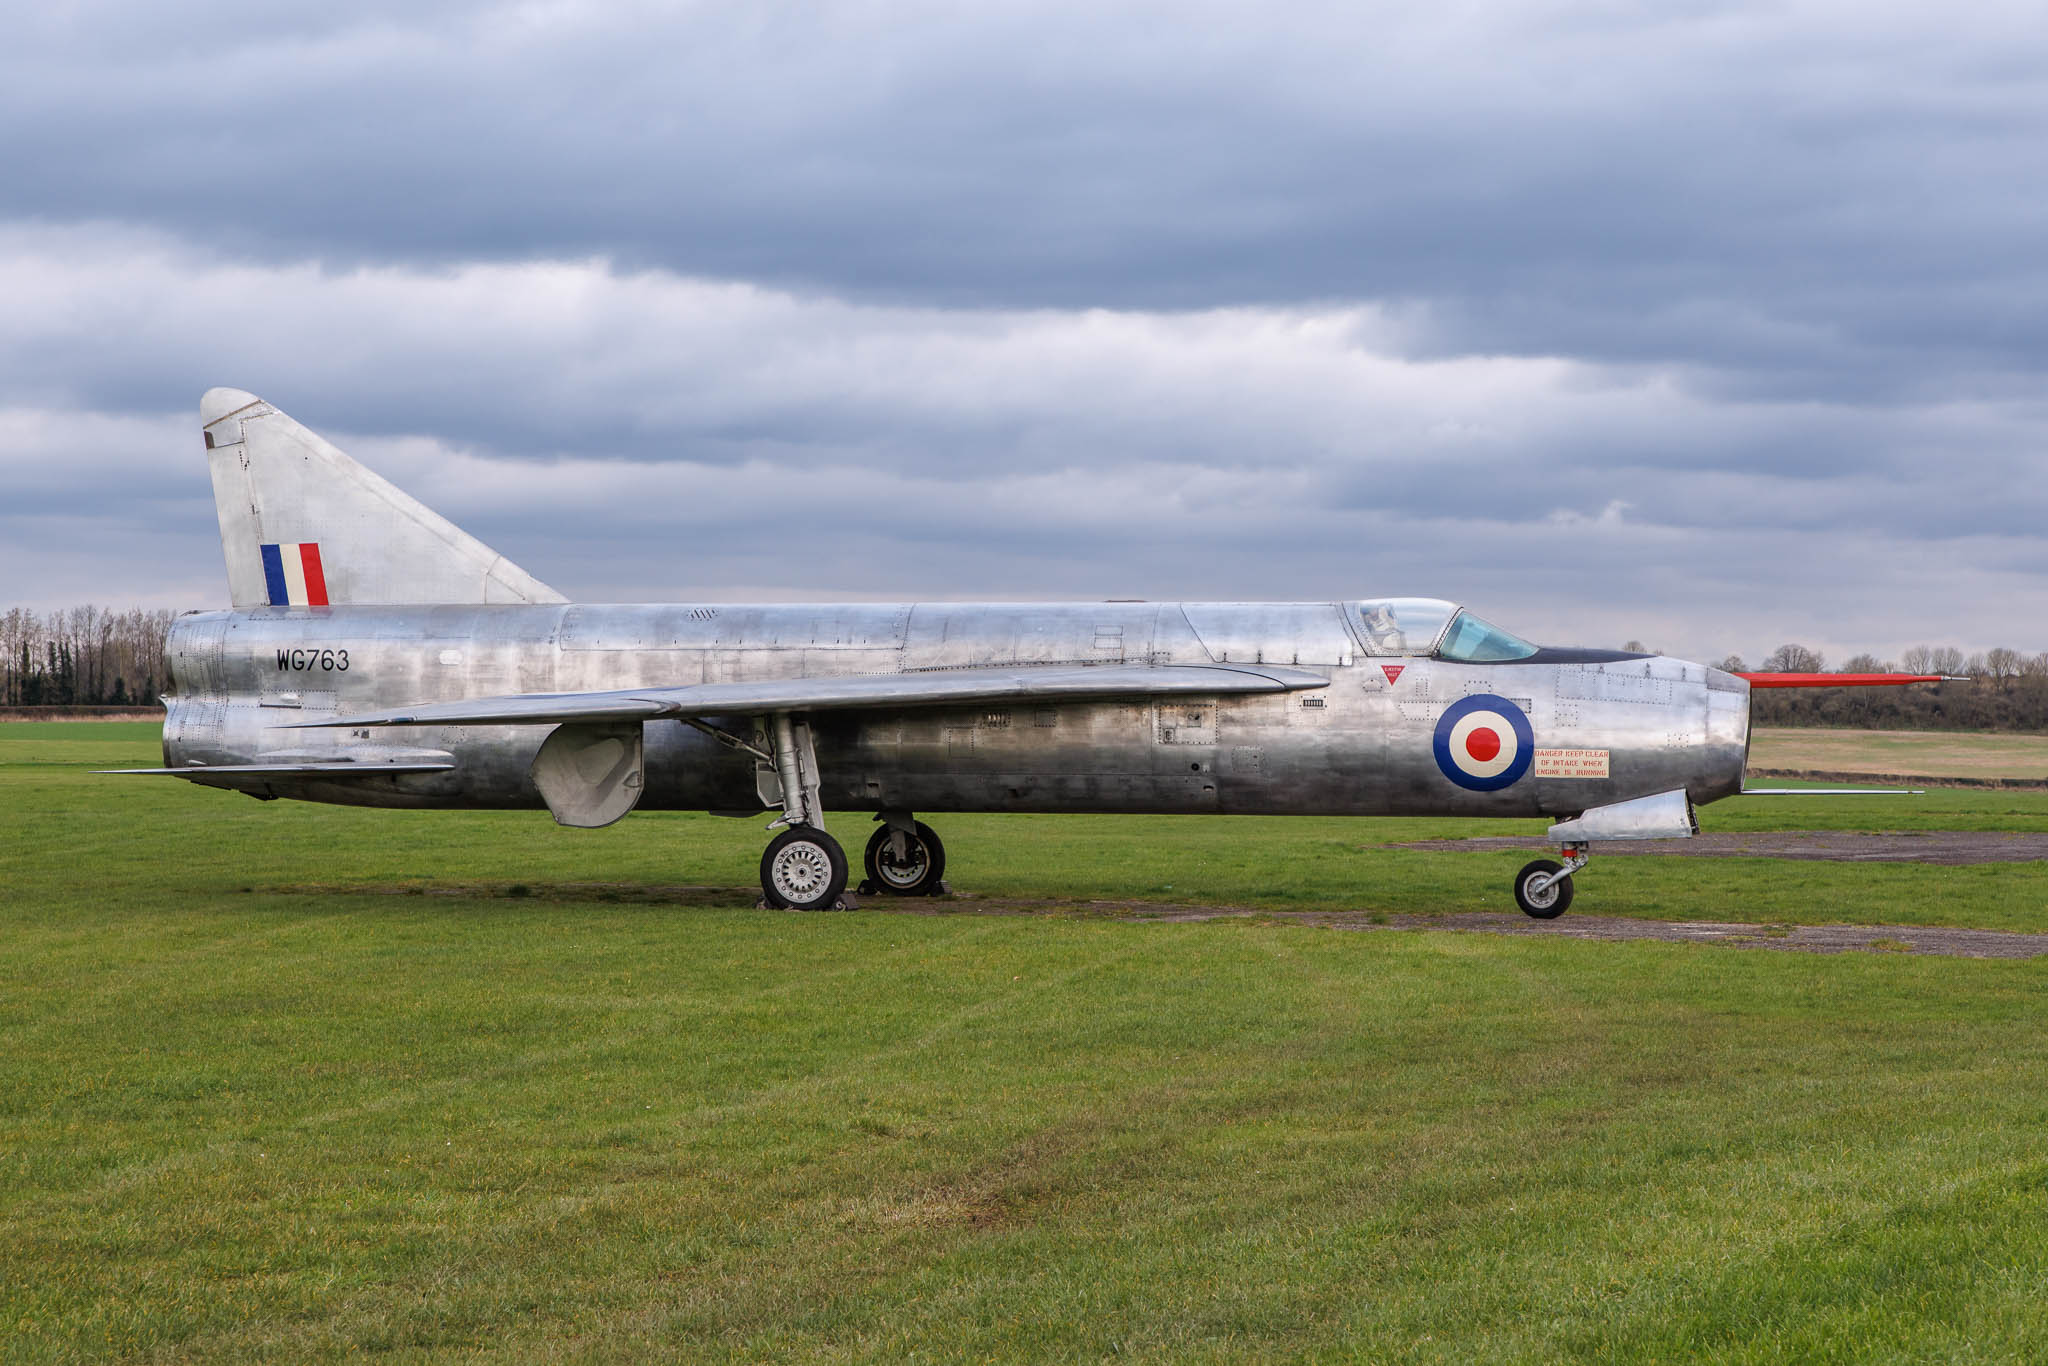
[287,663,1333,730]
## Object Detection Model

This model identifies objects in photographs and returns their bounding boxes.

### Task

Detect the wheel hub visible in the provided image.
[772,842,832,898]
[878,844,928,887]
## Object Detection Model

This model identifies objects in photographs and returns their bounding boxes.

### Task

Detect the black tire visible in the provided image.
[761,825,849,910]
[1514,859,1574,919]
[862,821,947,896]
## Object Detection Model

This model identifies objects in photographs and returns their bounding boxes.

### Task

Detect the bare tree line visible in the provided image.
[1617,639,2048,680]
[1620,640,2048,730]
[0,606,180,707]
[1712,644,2048,680]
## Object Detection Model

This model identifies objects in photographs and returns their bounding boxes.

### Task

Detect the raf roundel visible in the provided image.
[1432,694,1534,792]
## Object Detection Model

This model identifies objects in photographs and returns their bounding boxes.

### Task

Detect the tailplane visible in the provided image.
[201,387,565,608]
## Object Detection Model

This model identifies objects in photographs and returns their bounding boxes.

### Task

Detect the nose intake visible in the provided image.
[1699,665,1751,803]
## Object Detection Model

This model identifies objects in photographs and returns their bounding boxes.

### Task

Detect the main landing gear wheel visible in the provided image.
[761,825,848,911]
[1514,859,1574,919]
[863,821,946,896]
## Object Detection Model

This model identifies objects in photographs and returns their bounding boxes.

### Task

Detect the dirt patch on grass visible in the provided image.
[262,880,745,907]
[264,874,2048,959]
[910,897,2048,959]
[1384,831,2048,865]
[1347,911,2048,959]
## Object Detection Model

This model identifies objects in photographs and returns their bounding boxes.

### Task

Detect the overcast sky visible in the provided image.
[4,0,2045,663]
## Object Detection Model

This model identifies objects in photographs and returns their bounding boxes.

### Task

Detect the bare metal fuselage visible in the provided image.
[163,601,1750,820]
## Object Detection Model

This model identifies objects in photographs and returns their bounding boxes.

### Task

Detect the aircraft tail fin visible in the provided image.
[200,387,565,609]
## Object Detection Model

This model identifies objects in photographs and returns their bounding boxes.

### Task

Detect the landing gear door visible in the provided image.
[530,721,645,828]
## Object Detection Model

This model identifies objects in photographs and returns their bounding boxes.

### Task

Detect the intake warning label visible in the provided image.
[1534,748,1610,778]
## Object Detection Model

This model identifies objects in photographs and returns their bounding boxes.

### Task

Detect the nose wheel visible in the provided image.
[1513,843,1588,919]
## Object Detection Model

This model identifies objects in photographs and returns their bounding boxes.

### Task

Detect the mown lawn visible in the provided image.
[5,723,2048,1361]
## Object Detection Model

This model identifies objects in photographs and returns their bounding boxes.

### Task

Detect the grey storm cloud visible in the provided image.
[2,0,2047,664]
[8,1,2048,386]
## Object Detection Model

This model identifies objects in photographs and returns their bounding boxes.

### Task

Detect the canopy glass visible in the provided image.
[1350,599,1539,662]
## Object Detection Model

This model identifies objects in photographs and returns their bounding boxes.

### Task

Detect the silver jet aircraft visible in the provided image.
[116,389,1936,917]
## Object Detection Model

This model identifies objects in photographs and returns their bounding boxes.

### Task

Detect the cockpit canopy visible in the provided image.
[1350,598,1539,662]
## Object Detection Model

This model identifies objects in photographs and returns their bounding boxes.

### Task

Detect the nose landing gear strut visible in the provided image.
[1513,842,1588,919]
[1511,788,1699,918]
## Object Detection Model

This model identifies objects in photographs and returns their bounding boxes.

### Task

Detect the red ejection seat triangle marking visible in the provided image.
[1381,665,1405,684]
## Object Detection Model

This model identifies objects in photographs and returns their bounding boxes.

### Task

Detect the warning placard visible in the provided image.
[1534,748,1609,778]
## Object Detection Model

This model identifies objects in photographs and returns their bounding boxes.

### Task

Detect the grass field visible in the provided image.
[6,722,2048,1362]
[1751,727,2048,781]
